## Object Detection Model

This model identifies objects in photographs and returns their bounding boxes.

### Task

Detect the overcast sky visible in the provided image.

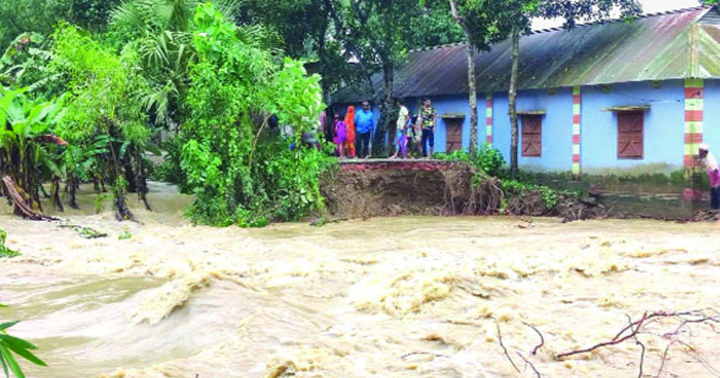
[532,0,703,29]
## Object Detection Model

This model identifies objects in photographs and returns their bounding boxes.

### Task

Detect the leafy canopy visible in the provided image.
[178,3,334,226]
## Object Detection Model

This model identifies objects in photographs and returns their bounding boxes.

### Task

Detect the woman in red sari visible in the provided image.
[344,106,356,158]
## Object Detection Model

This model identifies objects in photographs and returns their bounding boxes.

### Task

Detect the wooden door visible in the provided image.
[445,119,463,153]
[617,111,644,159]
[521,115,542,157]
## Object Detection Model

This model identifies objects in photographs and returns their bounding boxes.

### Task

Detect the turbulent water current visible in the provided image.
[2,183,720,377]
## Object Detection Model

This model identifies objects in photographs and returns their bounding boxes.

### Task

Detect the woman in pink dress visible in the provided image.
[333,113,347,158]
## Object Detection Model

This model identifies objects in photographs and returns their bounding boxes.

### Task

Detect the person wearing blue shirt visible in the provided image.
[354,101,375,158]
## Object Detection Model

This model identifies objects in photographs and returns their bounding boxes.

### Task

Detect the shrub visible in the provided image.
[434,144,506,178]
[475,143,505,178]
[502,180,560,210]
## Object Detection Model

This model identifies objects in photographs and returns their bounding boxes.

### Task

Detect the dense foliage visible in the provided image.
[0,0,649,228]
[53,25,153,219]
[0,0,336,226]
[0,86,65,215]
[176,4,334,226]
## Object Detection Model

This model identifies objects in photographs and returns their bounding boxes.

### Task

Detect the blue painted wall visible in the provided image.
[334,79,697,171]
[579,80,685,173]
[423,80,688,172]
[431,95,475,152]
[489,87,574,171]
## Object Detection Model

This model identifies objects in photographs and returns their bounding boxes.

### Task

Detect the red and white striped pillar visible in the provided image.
[684,78,704,168]
[485,94,493,144]
[572,86,582,176]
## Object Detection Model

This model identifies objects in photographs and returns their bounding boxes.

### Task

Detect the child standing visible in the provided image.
[334,113,347,158]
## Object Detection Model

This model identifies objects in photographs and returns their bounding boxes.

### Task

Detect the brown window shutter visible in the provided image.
[521,115,542,157]
[618,111,644,159]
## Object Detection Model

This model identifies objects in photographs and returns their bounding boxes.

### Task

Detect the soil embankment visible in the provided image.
[323,159,602,222]
[322,160,472,218]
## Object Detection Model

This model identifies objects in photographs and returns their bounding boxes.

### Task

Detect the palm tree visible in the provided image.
[110,0,247,129]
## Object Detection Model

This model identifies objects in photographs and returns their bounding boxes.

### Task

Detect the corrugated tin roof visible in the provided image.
[334,6,720,103]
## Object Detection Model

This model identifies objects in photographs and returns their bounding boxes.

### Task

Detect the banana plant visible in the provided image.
[0,304,46,378]
[0,86,66,213]
[62,135,110,208]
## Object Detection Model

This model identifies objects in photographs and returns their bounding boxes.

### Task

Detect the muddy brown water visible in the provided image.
[2,183,720,377]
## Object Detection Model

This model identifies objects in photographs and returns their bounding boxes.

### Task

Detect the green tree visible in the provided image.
[324,0,463,155]
[448,0,510,159]
[0,0,67,48]
[235,0,358,105]
[68,0,125,31]
[503,0,641,179]
[52,25,152,220]
[178,3,334,226]
[0,0,123,49]
[109,0,255,130]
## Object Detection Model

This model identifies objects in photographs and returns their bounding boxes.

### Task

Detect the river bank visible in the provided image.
[2,202,720,377]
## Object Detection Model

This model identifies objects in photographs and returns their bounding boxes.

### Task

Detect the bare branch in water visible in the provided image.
[496,322,521,373]
[516,351,543,378]
[523,322,545,355]
[400,351,450,360]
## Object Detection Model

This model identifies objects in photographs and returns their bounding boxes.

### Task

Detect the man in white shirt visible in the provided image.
[390,98,410,159]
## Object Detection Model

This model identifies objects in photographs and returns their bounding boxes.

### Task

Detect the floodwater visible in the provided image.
[2,184,720,377]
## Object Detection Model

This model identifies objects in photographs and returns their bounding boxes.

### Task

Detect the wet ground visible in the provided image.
[2,184,720,377]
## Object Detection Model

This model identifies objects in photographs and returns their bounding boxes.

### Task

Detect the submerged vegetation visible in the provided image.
[0,229,19,258]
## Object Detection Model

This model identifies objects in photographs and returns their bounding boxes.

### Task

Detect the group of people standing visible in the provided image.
[390,97,436,159]
[323,98,437,159]
[330,101,376,158]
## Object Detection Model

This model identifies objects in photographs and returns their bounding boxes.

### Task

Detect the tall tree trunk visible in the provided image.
[509,31,520,179]
[135,148,151,211]
[449,0,478,159]
[375,60,394,156]
[108,120,136,222]
[68,176,79,209]
[52,176,64,212]
[123,156,137,193]
[467,43,478,159]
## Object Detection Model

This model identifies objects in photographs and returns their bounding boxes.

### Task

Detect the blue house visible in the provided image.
[333,6,720,183]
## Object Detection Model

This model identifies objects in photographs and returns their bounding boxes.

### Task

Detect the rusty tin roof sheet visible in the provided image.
[334,7,720,103]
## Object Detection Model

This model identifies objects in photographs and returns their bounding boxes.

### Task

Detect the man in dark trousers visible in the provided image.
[354,101,375,158]
[420,98,436,157]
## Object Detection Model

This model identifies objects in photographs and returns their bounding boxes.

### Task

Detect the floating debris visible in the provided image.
[59,224,108,239]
